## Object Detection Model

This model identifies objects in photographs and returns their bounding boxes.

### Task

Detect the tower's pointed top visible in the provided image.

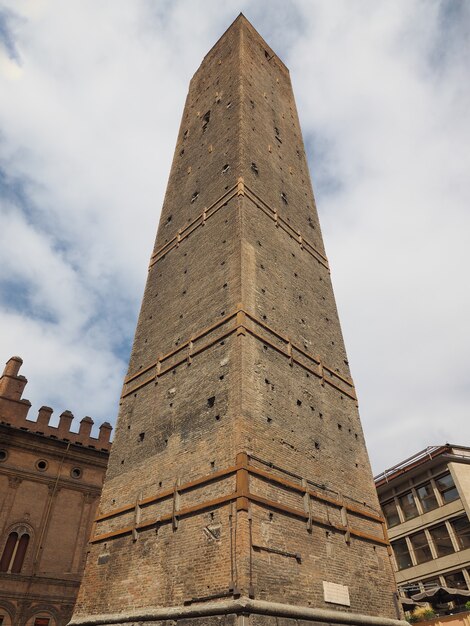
[197,13,288,77]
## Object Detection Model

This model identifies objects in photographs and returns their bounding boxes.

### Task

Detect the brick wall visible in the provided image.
[72,15,400,625]
[0,356,110,626]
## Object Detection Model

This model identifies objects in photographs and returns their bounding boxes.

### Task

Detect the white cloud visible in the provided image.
[290,0,470,471]
[0,0,468,470]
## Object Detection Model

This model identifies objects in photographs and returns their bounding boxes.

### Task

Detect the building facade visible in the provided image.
[0,356,112,626]
[375,445,470,598]
[71,15,403,626]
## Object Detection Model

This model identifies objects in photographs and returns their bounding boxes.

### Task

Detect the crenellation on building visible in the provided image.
[0,356,112,626]
[0,358,112,452]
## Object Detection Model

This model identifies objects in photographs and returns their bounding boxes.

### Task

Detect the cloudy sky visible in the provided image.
[0,0,469,473]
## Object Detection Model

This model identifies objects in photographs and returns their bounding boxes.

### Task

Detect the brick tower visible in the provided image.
[71,15,404,626]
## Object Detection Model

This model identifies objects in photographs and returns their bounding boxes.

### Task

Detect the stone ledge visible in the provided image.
[69,596,408,626]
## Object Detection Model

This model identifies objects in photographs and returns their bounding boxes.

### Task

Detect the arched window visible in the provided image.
[0,533,17,572]
[0,529,30,573]
[27,611,55,626]
[0,605,14,626]
[11,533,29,573]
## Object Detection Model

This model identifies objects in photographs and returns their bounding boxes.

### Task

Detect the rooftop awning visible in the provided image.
[412,586,470,604]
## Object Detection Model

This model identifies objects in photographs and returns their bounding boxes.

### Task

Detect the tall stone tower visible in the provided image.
[71,15,404,626]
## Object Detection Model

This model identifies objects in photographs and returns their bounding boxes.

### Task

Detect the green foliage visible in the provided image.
[407,606,437,623]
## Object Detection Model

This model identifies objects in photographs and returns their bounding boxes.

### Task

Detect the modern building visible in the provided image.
[0,356,112,626]
[375,445,470,598]
[71,14,403,626]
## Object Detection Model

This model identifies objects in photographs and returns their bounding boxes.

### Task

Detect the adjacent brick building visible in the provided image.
[375,444,470,598]
[0,356,112,626]
[71,15,405,626]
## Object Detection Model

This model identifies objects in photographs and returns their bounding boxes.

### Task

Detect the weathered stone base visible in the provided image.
[69,597,407,626]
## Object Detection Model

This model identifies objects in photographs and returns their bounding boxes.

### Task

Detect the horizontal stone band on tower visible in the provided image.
[121,307,356,400]
[148,179,330,271]
[90,452,386,548]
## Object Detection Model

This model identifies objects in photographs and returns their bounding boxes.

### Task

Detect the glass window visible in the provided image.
[0,532,18,572]
[399,491,419,520]
[399,583,420,598]
[451,516,470,550]
[444,570,467,589]
[410,531,433,564]
[0,530,30,573]
[416,482,438,513]
[11,533,29,573]
[392,538,413,570]
[435,473,459,503]
[382,500,400,528]
[422,577,441,591]
[34,619,50,626]
[429,524,454,557]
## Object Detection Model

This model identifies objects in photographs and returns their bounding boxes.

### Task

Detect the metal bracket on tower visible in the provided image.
[318,357,325,387]
[302,479,313,533]
[132,492,142,542]
[340,504,351,545]
[187,339,194,366]
[287,341,293,367]
[172,478,181,531]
